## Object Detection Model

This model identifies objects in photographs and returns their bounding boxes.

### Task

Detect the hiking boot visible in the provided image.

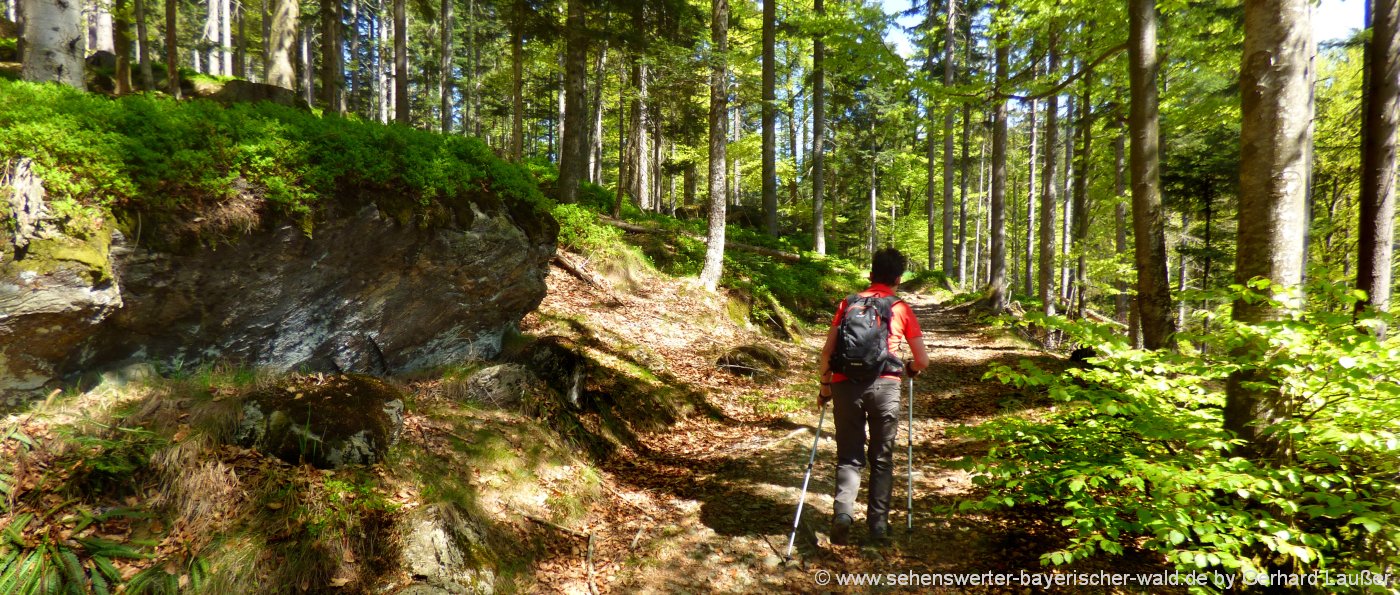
[830,514,853,545]
[867,520,891,546]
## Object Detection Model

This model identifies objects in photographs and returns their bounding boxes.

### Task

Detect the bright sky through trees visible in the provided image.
[877,0,1366,58]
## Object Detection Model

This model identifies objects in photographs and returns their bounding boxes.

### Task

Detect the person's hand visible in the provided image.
[818,383,833,407]
[904,359,921,378]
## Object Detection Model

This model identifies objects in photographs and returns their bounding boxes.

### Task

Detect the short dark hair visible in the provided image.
[870,247,906,285]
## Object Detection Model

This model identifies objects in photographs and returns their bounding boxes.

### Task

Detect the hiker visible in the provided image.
[817,247,929,545]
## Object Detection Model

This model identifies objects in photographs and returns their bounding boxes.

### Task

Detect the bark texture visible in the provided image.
[1225,0,1314,463]
[1127,0,1176,349]
[20,0,84,88]
[700,0,730,291]
[1358,0,1399,324]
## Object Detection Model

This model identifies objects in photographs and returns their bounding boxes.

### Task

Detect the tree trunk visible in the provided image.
[509,0,523,158]
[628,5,651,210]
[377,0,390,122]
[1128,0,1176,349]
[91,0,114,53]
[588,45,607,184]
[301,25,313,105]
[135,0,153,88]
[205,0,218,74]
[1358,0,1399,330]
[985,0,1009,311]
[346,0,357,111]
[439,0,452,131]
[684,162,697,207]
[1072,55,1095,317]
[1039,34,1059,317]
[558,0,587,203]
[114,0,132,94]
[958,101,971,285]
[1060,95,1075,305]
[788,79,800,208]
[941,0,958,275]
[267,0,298,89]
[1176,211,1190,328]
[221,0,231,74]
[21,0,84,87]
[868,154,878,257]
[700,0,730,291]
[614,59,627,217]
[1114,94,1130,324]
[393,0,407,123]
[812,0,827,254]
[165,0,180,96]
[1025,95,1037,296]
[322,0,343,112]
[761,0,778,236]
[1225,0,1314,463]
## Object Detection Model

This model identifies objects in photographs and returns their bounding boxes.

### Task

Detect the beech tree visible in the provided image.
[1224,0,1315,463]
[1357,0,1399,330]
[20,0,84,88]
[699,0,728,291]
[1127,0,1174,349]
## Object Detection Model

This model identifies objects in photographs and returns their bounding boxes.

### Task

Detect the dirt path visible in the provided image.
[528,274,1169,593]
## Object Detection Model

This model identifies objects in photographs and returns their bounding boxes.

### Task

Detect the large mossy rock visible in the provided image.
[235,373,404,469]
[0,159,122,404]
[0,163,555,403]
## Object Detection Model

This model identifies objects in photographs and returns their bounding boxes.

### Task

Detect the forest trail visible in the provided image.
[527,267,1169,593]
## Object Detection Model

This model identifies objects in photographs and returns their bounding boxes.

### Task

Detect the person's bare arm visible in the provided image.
[908,335,929,372]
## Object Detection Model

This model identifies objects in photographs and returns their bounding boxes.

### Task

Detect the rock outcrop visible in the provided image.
[0,159,122,399]
[1,159,556,405]
[234,373,405,469]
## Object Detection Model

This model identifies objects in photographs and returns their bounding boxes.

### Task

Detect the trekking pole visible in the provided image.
[907,375,914,531]
[784,402,827,561]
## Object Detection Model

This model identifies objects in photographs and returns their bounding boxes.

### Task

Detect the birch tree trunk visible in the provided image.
[1225,0,1314,463]
[21,0,85,88]
[1128,0,1177,349]
[700,0,730,291]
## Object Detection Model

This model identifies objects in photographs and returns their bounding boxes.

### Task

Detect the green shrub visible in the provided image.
[0,79,549,226]
[962,281,1400,586]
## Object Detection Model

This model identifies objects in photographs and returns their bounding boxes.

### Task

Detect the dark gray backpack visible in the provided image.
[831,295,903,381]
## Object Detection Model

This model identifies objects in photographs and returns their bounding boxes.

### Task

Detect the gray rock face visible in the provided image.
[234,374,404,469]
[77,203,551,376]
[398,505,496,594]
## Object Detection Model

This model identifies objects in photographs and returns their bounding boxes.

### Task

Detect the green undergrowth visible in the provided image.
[0,361,606,593]
[557,184,866,329]
[961,281,1400,591]
[0,79,551,249]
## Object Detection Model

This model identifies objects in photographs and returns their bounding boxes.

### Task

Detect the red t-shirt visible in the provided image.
[828,283,923,382]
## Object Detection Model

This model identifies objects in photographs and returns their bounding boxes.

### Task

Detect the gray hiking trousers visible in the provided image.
[830,376,901,528]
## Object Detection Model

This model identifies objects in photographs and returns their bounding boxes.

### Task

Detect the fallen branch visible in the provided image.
[601,217,802,263]
[551,252,625,305]
[1083,309,1128,329]
[516,509,589,539]
[586,532,600,595]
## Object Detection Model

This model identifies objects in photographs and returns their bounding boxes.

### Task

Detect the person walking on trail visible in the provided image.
[818,247,929,545]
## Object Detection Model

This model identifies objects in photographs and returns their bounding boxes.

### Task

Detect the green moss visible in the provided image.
[0,79,556,250]
[3,224,113,284]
